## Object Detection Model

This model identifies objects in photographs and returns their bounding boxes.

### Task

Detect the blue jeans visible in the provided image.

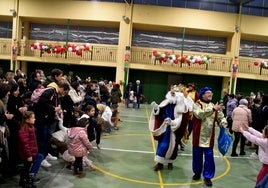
[36,123,51,158]
[125,98,130,108]
[30,153,44,174]
[23,153,44,175]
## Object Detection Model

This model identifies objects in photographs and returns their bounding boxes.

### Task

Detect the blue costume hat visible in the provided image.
[198,86,212,99]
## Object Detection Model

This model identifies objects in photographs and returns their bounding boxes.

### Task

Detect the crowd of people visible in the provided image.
[0,66,267,187]
[149,83,268,187]
[0,67,138,187]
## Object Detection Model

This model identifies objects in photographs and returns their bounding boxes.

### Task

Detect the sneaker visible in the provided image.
[46,153,57,161]
[33,176,41,184]
[41,159,52,167]
[192,174,201,180]
[250,153,258,159]
[204,178,213,187]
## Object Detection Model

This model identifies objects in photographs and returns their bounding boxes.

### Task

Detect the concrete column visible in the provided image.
[116,2,133,91]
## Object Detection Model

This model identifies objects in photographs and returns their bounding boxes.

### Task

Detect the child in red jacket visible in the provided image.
[18,111,44,188]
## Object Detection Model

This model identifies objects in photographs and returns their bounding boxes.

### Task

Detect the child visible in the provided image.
[73,106,82,121]
[67,117,93,178]
[97,103,114,134]
[240,125,268,187]
[18,111,44,188]
[62,150,95,170]
[111,103,119,130]
[80,105,102,149]
[129,90,137,109]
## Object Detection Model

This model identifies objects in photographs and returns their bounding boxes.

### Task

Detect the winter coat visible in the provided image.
[254,105,268,132]
[28,79,42,92]
[102,106,113,126]
[34,82,59,125]
[18,123,38,160]
[232,104,252,132]
[68,127,93,157]
[68,86,84,105]
[110,87,122,104]
[226,98,237,117]
[242,127,268,165]
[80,114,102,145]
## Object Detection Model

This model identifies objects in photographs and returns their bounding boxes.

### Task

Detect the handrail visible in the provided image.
[0,39,267,77]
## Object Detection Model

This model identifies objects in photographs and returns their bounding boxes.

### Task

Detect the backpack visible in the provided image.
[31,87,54,103]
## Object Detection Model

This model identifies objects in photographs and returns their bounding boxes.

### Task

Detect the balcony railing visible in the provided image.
[0,39,267,77]
[131,47,268,76]
[16,40,118,62]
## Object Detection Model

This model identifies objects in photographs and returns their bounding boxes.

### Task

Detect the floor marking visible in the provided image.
[144,105,230,187]
[94,147,154,154]
[120,120,148,123]
[94,146,256,160]
[146,105,165,188]
[92,105,250,186]
[120,114,147,118]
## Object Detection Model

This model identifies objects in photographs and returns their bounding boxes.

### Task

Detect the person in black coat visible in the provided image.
[28,71,42,92]
[124,82,133,108]
[133,80,143,109]
[6,83,27,177]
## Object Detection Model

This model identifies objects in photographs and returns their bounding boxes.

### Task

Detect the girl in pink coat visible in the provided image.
[68,117,93,178]
[240,125,268,186]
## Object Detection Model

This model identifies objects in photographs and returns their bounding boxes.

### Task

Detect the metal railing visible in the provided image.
[0,39,267,76]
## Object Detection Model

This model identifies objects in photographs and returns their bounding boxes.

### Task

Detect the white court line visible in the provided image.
[120,114,147,118]
[121,120,147,123]
[95,147,154,154]
[93,146,256,160]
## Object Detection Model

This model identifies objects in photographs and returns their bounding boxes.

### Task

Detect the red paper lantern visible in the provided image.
[253,61,259,66]
[164,52,170,56]
[152,50,158,56]
[181,56,186,63]
[76,50,82,56]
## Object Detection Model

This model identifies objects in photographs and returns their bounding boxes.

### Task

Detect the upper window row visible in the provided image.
[105,0,268,17]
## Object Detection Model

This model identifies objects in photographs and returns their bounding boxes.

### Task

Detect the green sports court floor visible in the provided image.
[4,104,260,188]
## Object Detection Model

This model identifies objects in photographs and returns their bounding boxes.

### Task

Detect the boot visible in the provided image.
[73,168,79,176]
[19,171,27,187]
[167,163,173,170]
[77,171,86,178]
[154,163,163,171]
[24,174,36,188]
